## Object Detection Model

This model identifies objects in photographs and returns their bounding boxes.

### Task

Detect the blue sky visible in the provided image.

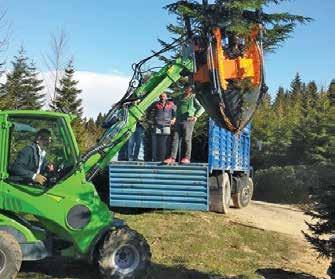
[2,0,335,116]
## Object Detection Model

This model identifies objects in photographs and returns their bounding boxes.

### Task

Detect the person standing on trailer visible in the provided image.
[151,92,176,161]
[164,83,204,164]
[128,122,145,161]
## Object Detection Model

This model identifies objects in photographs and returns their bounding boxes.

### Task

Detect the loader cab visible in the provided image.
[2,111,79,188]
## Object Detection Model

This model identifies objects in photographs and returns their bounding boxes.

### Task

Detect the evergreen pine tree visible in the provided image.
[306,81,319,110]
[50,59,83,117]
[50,59,88,151]
[304,81,335,263]
[328,79,335,106]
[165,0,311,52]
[81,118,100,150]
[251,92,277,168]
[287,81,319,164]
[95,112,104,127]
[270,87,292,166]
[285,73,304,130]
[1,48,45,110]
[289,73,303,100]
[273,86,286,117]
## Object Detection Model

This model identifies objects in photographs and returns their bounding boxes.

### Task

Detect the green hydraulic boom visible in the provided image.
[82,57,193,181]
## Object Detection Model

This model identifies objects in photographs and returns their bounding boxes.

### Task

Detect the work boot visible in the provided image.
[163,157,176,164]
[180,158,190,164]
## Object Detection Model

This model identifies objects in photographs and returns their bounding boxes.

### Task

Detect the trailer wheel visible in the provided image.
[209,173,231,214]
[232,177,254,208]
[222,173,231,214]
[0,231,22,279]
[98,227,151,279]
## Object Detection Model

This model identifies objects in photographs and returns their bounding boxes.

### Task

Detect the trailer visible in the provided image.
[108,120,252,214]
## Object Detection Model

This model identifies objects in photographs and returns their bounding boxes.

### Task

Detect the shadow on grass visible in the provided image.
[20,258,320,279]
[111,207,191,216]
[256,268,318,279]
[19,258,244,279]
[111,207,154,215]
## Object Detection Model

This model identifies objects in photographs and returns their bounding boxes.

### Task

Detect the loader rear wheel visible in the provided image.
[98,227,151,279]
[232,177,254,208]
[0,232,22,279]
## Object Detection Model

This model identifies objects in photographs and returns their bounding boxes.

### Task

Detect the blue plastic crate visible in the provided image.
[208,119,250,173]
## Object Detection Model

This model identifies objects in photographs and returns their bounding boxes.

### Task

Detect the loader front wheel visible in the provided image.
[0,232,22,279]
[98,227,151,279]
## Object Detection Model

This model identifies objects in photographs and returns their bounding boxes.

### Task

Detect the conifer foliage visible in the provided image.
[303,88,335,259]
[249,74,335,262]
[165,0,312,52]
[49,59,93,151]
[50,59,83,117]
[1,48,45,110]
[251,75,334,169]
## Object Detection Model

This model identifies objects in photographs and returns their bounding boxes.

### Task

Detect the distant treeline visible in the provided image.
[0,48,104,152]
[251,74,334,203]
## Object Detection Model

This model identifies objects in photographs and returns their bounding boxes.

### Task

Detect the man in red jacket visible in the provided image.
[151,93,176,161]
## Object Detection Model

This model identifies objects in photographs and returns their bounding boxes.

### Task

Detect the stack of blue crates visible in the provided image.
[208,119,250,174]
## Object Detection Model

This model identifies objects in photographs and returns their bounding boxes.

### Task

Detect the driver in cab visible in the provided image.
[11,129,54,186]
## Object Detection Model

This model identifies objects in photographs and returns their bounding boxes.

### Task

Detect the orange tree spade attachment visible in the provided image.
[166,0,311,132]
[193,23,266,132]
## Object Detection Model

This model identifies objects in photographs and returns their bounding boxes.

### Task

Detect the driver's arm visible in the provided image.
[11,146,35,181]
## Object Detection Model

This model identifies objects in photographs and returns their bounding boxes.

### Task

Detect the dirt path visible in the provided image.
[229,201,330,278]
[229,201,311,239]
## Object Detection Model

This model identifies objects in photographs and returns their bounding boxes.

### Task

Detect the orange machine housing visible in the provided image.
[193,26,263,90]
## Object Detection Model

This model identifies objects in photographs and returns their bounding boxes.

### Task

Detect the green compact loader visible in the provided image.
[0,110,151,279]
[0,57,193,278]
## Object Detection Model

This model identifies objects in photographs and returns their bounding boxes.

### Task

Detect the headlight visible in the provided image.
[67,205,91,230]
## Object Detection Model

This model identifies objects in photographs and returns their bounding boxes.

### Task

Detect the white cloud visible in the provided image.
[42,71,130,119]
[74,71,130,119]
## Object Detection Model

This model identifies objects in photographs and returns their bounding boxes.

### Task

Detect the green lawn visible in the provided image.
[119,210,304,279]
[19,210,320,279]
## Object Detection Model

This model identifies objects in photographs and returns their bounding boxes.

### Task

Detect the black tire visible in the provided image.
[98,227,151,279]
[232,177,254,209]
[222,173,231,214]
[0,232,22,279]
[209,173,231,214]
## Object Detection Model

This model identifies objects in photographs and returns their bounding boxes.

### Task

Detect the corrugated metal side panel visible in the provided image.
[109,162,208,211]
[208,119,250,173]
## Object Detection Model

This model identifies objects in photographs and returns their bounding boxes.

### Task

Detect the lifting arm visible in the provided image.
[82,57,193,181]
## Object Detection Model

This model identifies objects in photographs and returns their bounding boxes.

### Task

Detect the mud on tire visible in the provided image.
[0,231,22,279]
[98,227,151,279]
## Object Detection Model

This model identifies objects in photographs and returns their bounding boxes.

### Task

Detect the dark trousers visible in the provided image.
[155,135,169,161]
[118,141,128,161]
[171,120,195,160]
[128,125,144,161]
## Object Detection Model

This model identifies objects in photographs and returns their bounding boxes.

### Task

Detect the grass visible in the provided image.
[19,209,319,279]
[119,210,304,279]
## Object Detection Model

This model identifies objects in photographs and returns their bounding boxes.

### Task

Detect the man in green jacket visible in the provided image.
[164,83,204,164]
